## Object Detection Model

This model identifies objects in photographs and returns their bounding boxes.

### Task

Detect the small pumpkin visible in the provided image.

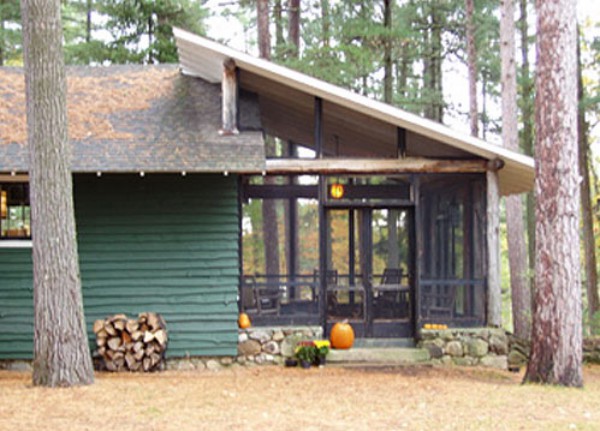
[330,320,355,349]
[238,313,251,329]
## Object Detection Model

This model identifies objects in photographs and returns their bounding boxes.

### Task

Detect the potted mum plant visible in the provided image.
[313,340,330,366]
[295,343,316,369]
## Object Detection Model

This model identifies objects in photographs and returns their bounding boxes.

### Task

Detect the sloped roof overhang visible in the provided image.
[174,28,534,196]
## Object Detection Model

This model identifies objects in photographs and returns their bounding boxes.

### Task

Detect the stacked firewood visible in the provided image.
[93,312,168,372]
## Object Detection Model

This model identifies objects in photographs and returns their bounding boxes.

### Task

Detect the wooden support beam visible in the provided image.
[314,97,323,158]
[220,58,239,135]
[265,158,491,175]
[486,170,502,327]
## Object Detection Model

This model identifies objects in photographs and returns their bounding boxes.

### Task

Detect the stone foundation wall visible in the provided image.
[418,328,509,369]
[166,326,323,371]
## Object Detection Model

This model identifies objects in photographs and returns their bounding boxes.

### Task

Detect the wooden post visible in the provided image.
[486,170,501,327]
[220,58,239,135]
[314,97,323,157]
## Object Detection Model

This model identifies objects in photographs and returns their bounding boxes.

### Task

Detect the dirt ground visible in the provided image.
[1,364,599,431]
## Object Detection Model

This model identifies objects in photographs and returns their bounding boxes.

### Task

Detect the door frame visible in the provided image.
[321,203,416,339]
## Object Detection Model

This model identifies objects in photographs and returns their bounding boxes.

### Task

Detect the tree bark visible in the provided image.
[257,0,271,60]
[274,0,284,55]
[501,0,531,340]
[21,0,94,387]
[321,0,330,48]
[465,0,478,137]
[525,0,582,387]
[577,30,600,333]
[256,1,280,277]
[383,0,393,105]
[86,0,92,44]
[423,4,443,122]
[519,0,535,278]
[288,0,300,56]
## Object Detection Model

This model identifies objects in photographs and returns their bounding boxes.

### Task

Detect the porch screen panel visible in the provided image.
[419,175,486,326]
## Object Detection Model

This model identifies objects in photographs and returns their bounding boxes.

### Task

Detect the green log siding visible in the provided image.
[0,173,241,359]
[0,248,33,359]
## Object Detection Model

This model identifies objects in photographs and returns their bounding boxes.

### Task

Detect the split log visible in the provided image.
[107,337,122,351]
[93,319,104,334]
[143,331,155,343]
[93,312,168,372]
[113,319,126,332]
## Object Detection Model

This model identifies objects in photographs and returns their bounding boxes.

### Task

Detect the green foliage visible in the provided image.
[98,0,207,64]
[295,344,316,363]
[3,0,208,65]
[0,0,22,65]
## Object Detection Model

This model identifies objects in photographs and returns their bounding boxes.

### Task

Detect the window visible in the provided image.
[1,183,31,239]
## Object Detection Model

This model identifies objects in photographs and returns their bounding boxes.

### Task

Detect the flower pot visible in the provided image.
[285,358,298,367]
[316,355,326,366]
[300,360,312,369]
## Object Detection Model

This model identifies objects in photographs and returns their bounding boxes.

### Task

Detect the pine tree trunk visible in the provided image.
[274,0,284,54]
[288,0,300,56]
[465,0,478,137]
[86,0,92,44]
[256,0,280,277]
[383,0,393,105]
[519,0,535,278]
[321,0,330,48]
[525,0,582,387]
[501,0,531,340]
[257,0,271,60]
[21,0,94,387]
[423,4,443,122]
[577,31,600,333]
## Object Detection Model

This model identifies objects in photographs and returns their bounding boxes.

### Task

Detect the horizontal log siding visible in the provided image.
[0,174,240,359]
[76,174,239,357]
[0,248,33,358]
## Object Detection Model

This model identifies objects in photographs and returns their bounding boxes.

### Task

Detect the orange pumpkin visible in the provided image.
[238,313,251,329]
[330,321,355,349]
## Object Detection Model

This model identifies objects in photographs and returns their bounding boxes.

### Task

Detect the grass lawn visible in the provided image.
[1,364,599,430]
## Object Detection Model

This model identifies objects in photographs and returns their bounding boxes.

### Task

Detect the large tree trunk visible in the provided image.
[21,0,94,387]
[577,31,600,333]
[524,0,582,387]
[501,0,531,340]
[519,0,535,278]
[465,0,478,137]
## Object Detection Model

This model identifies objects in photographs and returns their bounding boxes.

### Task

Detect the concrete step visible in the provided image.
[327,347,431,365]
[352,338,415,348]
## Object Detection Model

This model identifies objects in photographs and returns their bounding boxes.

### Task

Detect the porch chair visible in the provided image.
[421,283,456,319]
[373,268,409,319]
[253,276,282,316]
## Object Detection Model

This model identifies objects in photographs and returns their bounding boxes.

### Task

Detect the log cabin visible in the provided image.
[0,28,534,360]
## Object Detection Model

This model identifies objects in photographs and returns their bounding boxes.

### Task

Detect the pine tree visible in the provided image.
[525,0,582,387]
[500,0,531,341]
[21,0,95,387]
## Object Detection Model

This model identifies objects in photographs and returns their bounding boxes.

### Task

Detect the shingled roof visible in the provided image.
[0,64,265,173]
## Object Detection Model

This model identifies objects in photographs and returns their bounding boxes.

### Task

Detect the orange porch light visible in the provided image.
[330,183,345,199]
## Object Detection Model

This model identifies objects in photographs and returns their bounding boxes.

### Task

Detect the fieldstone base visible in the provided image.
[166,326,324,371]
[418,328,509,370]
[0,360,33,372]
